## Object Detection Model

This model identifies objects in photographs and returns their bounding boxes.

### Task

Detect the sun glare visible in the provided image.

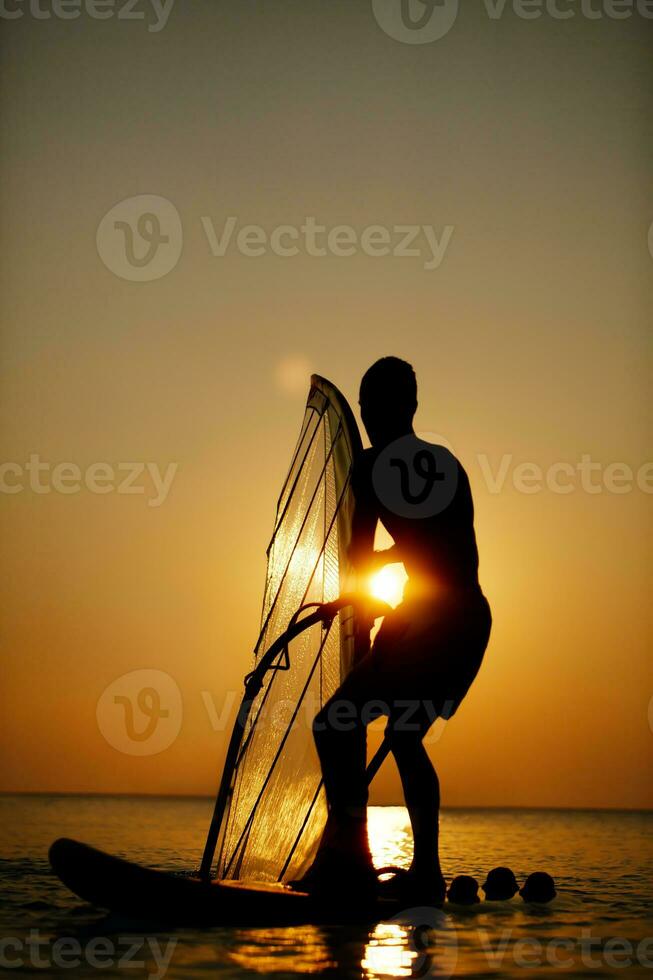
[369,565,407,609]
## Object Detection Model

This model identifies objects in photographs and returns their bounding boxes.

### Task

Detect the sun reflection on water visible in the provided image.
[362,922,417,978]
[227,925,336,975]
[367,806,413,872]
[226,810,432,978]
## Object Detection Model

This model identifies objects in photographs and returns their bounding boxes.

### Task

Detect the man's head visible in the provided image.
[359,357,417,447]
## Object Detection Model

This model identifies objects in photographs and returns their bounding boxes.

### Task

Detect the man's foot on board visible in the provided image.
[377,867,447,906]
[289,852,377,901]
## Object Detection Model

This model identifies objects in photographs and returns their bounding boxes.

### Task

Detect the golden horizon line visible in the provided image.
[0,790,651,814]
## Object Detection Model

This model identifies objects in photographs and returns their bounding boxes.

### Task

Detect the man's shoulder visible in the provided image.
[354,440,464,473]
[419,440,466,475]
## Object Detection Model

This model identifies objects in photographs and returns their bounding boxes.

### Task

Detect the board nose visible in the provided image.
[48,837,78,873]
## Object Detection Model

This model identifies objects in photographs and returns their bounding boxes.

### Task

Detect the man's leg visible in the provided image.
[312,673,385,868]
[376,594,490,899]
[390,730,445,896]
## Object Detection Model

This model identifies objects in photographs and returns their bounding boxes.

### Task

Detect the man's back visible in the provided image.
[353,439,481,594]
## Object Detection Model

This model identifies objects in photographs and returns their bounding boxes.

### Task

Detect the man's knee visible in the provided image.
[312,695,366,743]
[387,727,425,762]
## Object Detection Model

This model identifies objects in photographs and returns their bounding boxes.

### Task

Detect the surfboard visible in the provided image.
[49,838,399,926]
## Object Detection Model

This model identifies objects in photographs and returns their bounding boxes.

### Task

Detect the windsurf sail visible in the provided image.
[201,376,372,884]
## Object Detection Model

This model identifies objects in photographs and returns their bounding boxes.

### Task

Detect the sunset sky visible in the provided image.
[1,1,651,810]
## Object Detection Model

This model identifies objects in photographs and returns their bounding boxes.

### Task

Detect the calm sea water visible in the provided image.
[0,795,651,978]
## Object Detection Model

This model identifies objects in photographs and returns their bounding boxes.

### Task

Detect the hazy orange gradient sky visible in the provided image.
[1,1,651,809]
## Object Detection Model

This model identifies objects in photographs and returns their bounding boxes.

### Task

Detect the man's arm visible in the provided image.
[351,505,402,576]
[344,453,375,662]
[369,543,401,569]
[349,491,377,575]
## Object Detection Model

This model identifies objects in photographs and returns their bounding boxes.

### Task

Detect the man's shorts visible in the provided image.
[337,588,492,735]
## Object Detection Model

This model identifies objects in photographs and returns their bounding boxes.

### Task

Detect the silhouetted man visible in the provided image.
[299,357,491,903]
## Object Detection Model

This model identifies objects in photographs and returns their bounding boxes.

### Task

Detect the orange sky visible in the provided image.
[1,2,651,809]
